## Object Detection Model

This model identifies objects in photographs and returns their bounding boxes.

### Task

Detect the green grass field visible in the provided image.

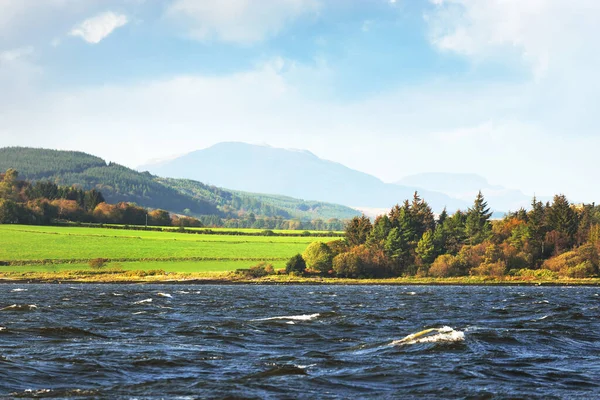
[0,225,325,272]
[105,225,344,235]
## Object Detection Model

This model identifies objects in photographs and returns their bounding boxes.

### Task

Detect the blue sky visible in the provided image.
[1,0,599,202]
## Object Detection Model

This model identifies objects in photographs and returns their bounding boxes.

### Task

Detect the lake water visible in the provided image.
[1,284,600,399]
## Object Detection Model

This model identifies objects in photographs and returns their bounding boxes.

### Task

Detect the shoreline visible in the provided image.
[2,275,600,286]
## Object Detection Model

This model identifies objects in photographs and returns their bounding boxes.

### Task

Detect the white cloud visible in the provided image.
[0,46,34,63]
[167,0,320,43]
[427,0,600,80]
[2,57,597,202]
[70,11,128,44]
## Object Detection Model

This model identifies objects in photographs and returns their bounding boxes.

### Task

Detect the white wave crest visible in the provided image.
[253,313,320,322]
[1,304,37,311]
[133,299,153,305]
[157,293,172,298]
[11,288,27,292]
[391,326,464,346]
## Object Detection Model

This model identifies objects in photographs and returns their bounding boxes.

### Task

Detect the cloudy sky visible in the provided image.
[0,0,598,201]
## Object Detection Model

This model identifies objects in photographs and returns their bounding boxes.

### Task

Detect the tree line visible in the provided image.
[286,191,600,279]
[0,169,346,231]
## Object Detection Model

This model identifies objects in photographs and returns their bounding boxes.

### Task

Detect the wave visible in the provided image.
[391,326,465,346]
[133,299,153,305]
[34,327,108,339]
[11,288,27,292]
[157,293,172,298]
[253,313,321,322]
[1,304,37,311]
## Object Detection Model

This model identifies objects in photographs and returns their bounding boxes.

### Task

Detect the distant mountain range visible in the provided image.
[0,147,359,221]
[139,142,468,212]
[396,173,550,212]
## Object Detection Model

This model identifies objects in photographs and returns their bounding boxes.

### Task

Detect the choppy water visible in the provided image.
[1,284,600,399]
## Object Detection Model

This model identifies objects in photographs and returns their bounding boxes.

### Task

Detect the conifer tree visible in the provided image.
[546,194,577,246]
[416,230,436,265]
[345,215,373,246]
[411,191,435,240]
[368,214,391,246]
[465,191,492,245]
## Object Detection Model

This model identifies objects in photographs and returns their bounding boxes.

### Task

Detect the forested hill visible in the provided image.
[0,147,359,222]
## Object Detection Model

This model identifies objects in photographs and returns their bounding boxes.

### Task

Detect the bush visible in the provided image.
[88,258,108,269]
[511,268,558,280]
[285,254,306,275]
[565,261,596,278]
[302,242,333,273]
[429,254,462,277]
[542,244,599,277]
[333,252,363,278]
[236,262,275,278]
[332,246,390,278]
[471,261,507,277]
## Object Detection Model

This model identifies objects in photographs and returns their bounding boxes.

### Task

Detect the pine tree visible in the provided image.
[416,230,436,265]
[437,207,448,226]
[345,215,373,246]
[465,191,492,245]
[526,196,546,264]
[411,191,435,240]
[546,194,577,246]
[368,214,391,247]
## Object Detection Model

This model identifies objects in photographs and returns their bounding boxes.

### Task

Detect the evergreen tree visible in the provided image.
[546,194,577,246]
[367,214,391,247]
[345,215,373,246]
[465,191,492,245]
[416,230,436,265]
[437,207,448,226]
[411,191,436,240]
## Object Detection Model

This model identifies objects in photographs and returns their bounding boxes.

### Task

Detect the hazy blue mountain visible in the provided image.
[396,172,548,212]
[139,142,467,211]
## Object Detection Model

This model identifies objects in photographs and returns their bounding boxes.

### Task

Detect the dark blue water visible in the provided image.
[1,285,600,399]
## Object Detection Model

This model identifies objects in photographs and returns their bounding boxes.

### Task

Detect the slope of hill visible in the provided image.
[139,142,467,211]
[0,147,359,221]
[396,173,550,212]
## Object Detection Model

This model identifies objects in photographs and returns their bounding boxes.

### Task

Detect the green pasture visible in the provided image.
[0,260,272,273]
[101,224,344,235]
[0,225,325,271]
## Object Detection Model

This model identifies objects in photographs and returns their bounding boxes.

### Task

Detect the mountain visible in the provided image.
[396,173,549,212]
[0,147,359,221]
[139,142,467,211]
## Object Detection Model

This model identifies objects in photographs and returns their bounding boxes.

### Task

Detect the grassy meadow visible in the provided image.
[0,225,324,278]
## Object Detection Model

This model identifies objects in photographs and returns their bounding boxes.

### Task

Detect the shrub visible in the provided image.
[236,262,275,278]
[327,239,349,257]
[285,254,306,275]
[88,258,108,269]
[565,261,595,278]
[333,252,363,278]
[332,245,390,278]
[543,244,599,277]
[302,242,333,273]
[471,261,507,277]
[429,254,462,277]
[512,268,558,280]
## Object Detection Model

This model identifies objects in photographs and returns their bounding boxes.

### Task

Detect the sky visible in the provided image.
[0,0,599,202]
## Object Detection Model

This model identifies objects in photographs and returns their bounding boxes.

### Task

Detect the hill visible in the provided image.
[139,142,467,211]
[0,147,359,222]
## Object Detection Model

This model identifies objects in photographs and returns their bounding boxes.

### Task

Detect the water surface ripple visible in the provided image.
[1,284,600,399]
